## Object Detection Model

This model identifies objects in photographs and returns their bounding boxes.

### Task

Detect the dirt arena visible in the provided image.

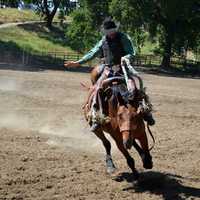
[0,67,199,200]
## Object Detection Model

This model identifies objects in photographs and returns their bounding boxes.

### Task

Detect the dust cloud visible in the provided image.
[0,71,118,153]
[0,77,19,91]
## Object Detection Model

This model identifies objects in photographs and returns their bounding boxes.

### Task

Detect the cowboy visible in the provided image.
[64,17,155,131]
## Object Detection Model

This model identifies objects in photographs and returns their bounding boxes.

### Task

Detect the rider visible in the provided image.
[64,17,155,131]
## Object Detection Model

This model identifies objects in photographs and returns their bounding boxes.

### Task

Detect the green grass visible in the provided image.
[0,8,75,56]
[0,23,75,54]
[0,8,40,24]
[0,8,72,25]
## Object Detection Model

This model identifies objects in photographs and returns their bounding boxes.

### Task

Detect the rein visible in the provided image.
[147,124,155,151]
[80,82,91,91]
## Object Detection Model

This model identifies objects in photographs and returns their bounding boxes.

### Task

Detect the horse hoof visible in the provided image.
[107,166,116,174]
[106,156,116,174]
[142,154,153,169]
[143,162,153,169]
[132,170,139,180]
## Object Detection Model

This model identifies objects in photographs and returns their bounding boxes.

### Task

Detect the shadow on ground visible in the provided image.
[114,171,200,200]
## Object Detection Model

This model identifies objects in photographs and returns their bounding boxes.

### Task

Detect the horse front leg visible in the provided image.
[93,129,116,174]
[114,133,139,180]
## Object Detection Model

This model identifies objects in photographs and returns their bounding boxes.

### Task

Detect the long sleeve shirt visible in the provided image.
[78,32,136,65]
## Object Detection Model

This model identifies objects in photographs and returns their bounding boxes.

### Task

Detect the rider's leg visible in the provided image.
[126,62,156,126]
[90,66,111,132]
[142,94,155,126]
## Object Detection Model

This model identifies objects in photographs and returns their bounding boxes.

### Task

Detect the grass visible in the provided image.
[0,23,75,54]
[0,8,40,24]
[0,8,75,56]
[0,8,72,25]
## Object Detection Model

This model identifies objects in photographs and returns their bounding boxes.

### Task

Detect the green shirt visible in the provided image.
[78,32,136,65]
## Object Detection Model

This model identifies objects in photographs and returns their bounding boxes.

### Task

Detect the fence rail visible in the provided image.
[0,50,199,69]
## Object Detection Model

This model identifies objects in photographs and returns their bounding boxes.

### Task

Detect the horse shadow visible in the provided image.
[114,171,200,200]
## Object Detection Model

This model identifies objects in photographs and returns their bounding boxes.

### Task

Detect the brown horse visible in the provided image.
[84,66,153,180]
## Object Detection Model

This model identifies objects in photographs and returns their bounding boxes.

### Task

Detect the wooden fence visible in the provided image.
[0,50,199,69]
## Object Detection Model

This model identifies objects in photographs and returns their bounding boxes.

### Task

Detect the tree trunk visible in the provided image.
[44,0,61,28]
[161,26,173,68]
[46,15,54,28]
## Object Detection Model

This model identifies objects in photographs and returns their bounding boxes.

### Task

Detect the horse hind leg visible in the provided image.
[93,129,116,174]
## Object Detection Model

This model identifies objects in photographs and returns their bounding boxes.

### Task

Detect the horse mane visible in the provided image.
[109,83,128,110]
[108,82,140,111]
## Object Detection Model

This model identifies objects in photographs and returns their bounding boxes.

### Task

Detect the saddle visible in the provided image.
[84,74,151,126]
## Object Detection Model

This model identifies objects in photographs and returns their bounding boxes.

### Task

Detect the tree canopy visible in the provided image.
[66,0,200,67]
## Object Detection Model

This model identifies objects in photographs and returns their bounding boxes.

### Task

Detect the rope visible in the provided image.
[80,82,90,91]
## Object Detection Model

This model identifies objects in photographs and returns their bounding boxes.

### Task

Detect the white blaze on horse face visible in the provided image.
[122,131,130,142]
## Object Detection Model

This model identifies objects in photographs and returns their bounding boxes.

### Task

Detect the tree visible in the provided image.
[66,0,110,52]
[66,8,97,52]
[109,0,145,53]
[60,0,75,15]
[34,0,61,28]
[1,0,18,7]
[34,0,78,28]
[132,0,200,67]
[66,0,200,67]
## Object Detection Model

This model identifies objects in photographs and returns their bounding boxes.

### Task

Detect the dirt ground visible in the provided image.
[0,68,199,200]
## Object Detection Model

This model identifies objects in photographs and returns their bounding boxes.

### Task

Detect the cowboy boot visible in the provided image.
[90,103,102,132]
[139,94,155,126]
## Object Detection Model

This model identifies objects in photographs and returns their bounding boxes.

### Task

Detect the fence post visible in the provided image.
[144,56,147,65]
[22,48,25,65]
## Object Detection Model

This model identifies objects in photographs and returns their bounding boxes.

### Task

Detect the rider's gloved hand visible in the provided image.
[64,61,80,68]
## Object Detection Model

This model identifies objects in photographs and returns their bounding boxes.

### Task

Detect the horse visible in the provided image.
[84,65,153,180]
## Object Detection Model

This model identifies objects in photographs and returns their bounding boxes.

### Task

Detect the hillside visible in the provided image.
[0,23,73,53]
[0,8,40,24]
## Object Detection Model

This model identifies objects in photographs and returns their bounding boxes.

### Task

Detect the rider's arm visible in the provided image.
[121,33,136,59]
[77,37,104,65]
